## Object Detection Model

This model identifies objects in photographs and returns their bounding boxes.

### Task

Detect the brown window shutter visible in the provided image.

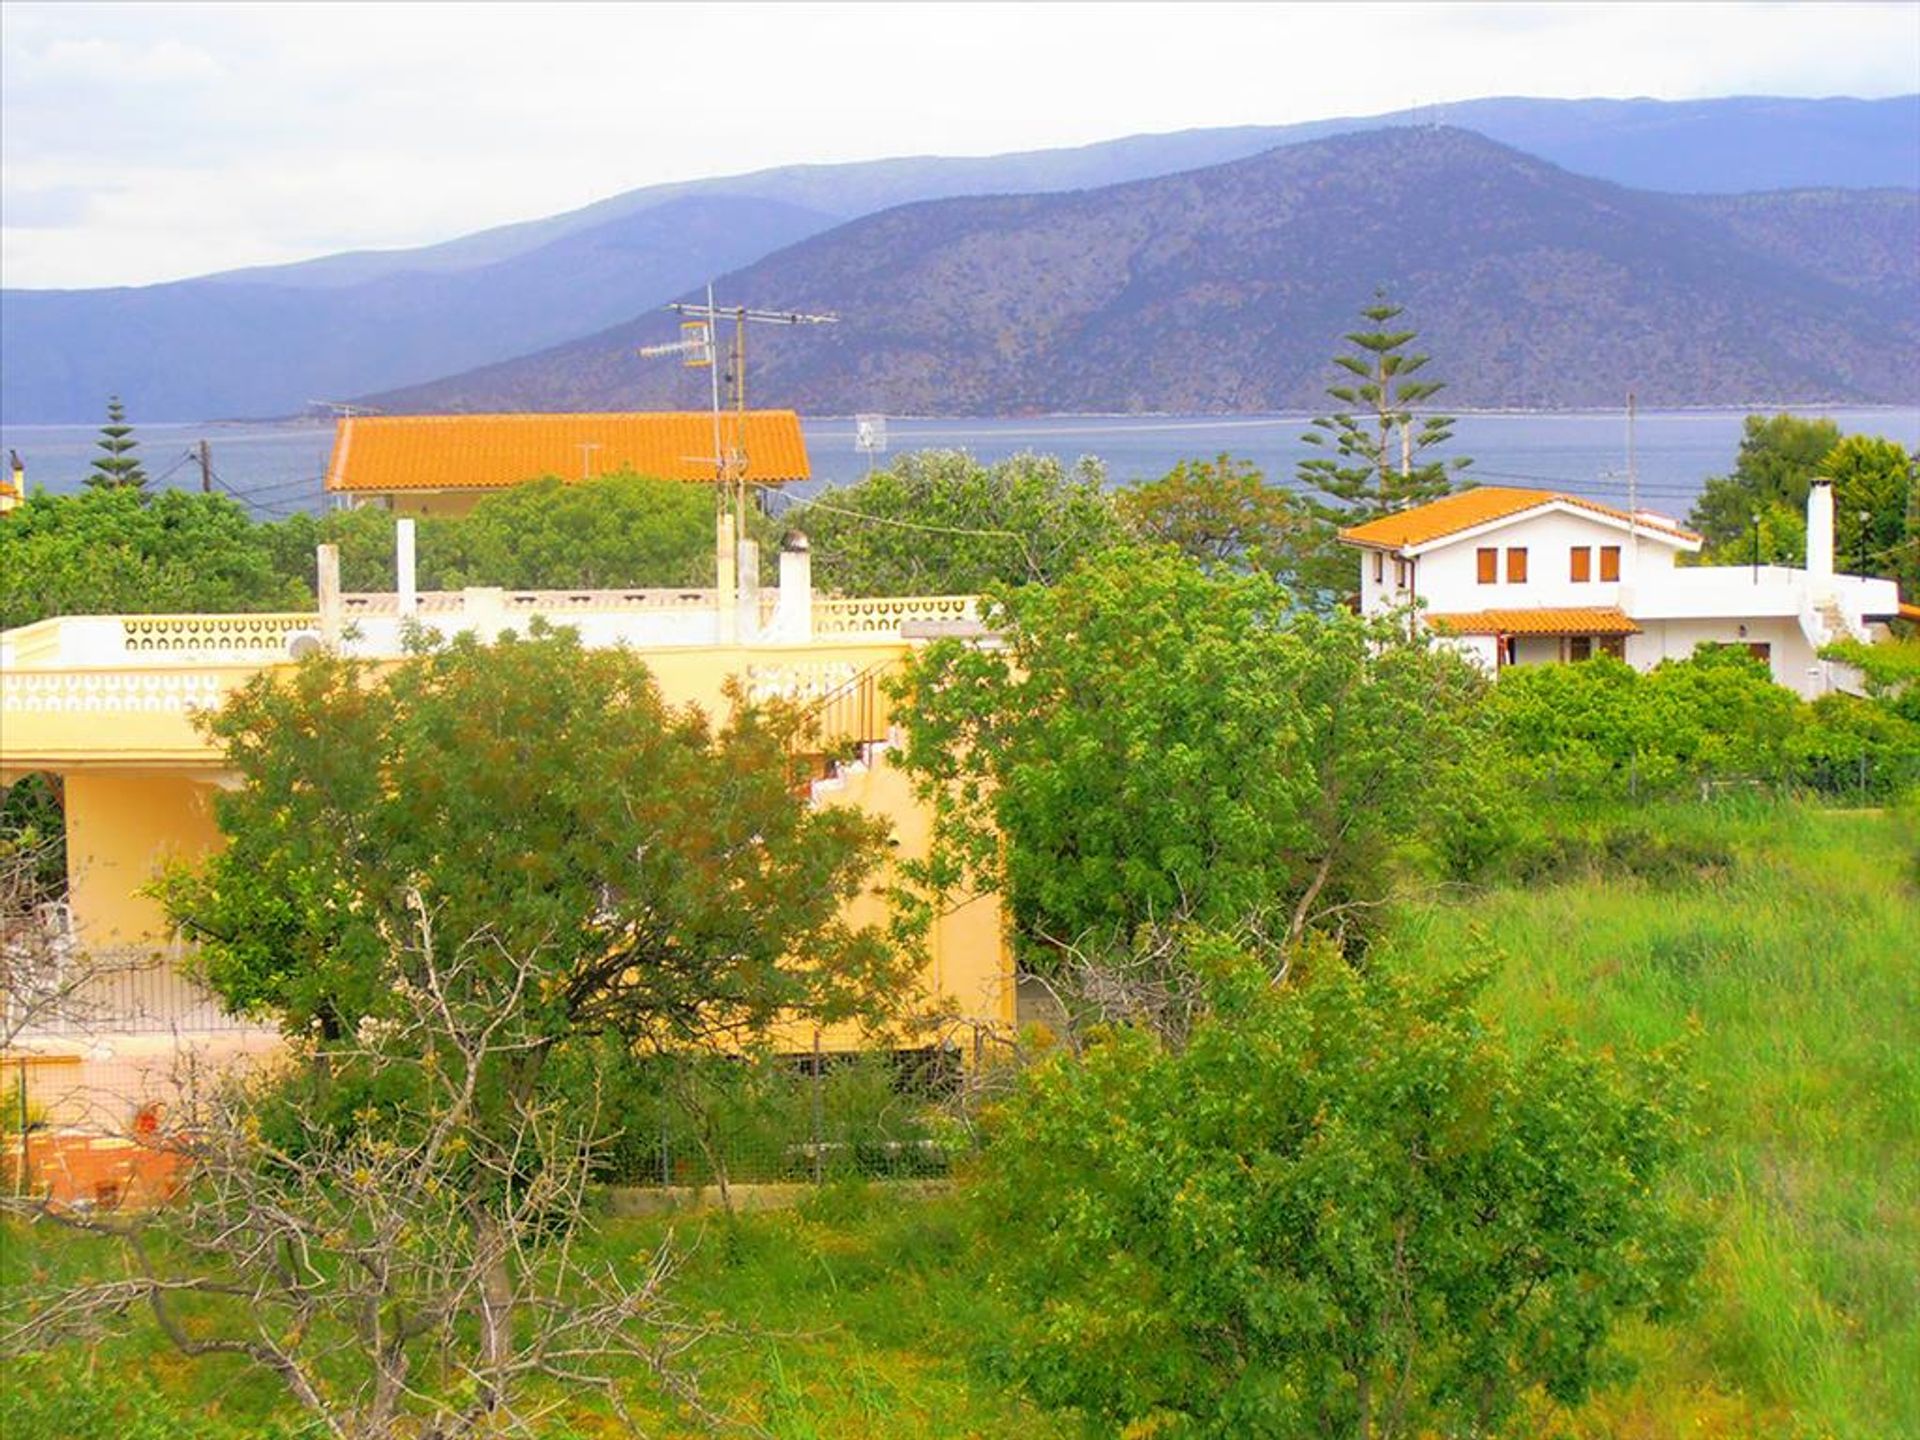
[1571,547,1591,582]
[1477,548,1497,584]
[1600,545,1621,581]
[1507,547,1529,583]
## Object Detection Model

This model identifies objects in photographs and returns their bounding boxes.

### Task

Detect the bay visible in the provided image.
[4,408,1916,523]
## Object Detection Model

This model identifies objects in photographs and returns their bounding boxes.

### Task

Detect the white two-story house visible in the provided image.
[1338,480,1906,699]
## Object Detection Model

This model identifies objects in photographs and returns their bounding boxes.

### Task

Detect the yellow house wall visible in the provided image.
[796,755,1013,1056]
[63,773,224,947]
[7,635,1013,1047]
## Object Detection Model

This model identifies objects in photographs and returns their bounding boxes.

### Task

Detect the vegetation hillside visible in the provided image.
[374,128,1920,416]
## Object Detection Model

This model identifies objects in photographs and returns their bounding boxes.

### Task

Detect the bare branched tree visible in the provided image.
[2,895,724,1439]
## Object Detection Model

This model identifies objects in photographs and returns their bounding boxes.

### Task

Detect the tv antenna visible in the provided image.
[638,283,837,643]
[639,283,837,527]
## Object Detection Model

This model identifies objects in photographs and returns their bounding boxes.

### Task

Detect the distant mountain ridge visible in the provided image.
[369,128,1919,415]
[2,94,1914,422]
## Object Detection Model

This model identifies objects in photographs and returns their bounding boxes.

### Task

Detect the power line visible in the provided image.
[752,480,1046,580]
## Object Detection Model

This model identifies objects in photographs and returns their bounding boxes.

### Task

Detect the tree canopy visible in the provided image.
[892,547,1496,1033]
[0,485,309,629]
[784,450,1124,597]
[160,625,910,1051]
[1117,453,1308,583]
[977,943,1701,1440]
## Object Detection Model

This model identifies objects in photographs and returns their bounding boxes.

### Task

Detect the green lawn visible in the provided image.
[4,800,1914,1438]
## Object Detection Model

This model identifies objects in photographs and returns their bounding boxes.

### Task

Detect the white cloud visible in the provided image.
[2,1,1915,288]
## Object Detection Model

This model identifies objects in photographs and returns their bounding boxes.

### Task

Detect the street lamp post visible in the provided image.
[1857,510,1871,577]
[1751,512,1761,583]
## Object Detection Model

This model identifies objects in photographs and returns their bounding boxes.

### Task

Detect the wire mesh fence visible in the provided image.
[572,1041,1009,1191]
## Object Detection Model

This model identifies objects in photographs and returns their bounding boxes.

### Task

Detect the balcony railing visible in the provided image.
[4,934,261,1040]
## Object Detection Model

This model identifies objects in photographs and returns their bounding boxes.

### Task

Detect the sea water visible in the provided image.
[3,409,1915,522]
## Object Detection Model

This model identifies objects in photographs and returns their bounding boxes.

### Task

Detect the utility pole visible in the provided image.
[1625,392,1639,585]
[578,443,600,483]
[197,439,213,494]
[638,285,837,645]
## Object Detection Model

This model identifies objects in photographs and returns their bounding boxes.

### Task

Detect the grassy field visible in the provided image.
[3,799,1914,1438]
[1395,800,1920,1440]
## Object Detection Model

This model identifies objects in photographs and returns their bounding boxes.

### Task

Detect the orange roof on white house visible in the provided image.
[325,411,811,494]
[1337,486,1700,551]
[1425,606,1642,637]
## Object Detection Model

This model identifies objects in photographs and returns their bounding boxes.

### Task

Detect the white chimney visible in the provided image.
[396,518,418,618]
[776,531,813,643]
[316,544,342,644]
[1806,477,1835,599]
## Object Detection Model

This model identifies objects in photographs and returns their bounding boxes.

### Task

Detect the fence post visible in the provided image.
[811,1030,824,1186]
[15,1057,29,1197]
[657,1103,670,1188]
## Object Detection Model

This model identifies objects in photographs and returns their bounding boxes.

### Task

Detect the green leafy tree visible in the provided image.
[1118,454,1308,582]
[83,394,150,491]
[160,625,909,1048]
[1824,433,1916,591]
[428,471,757,590]
[976,941,1702,1439]
[1688,414,1842,563]
[268,473,774,594]
[786,450,1124,596]
[0,487,309,629]
[1490,648,1804,800]
[893,548,1496,1033]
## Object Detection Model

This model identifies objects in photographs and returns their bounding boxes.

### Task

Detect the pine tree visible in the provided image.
[1297,293,1468,525]
[84,395,150,491]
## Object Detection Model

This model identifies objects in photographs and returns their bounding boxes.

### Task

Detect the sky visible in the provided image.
[3,1,1917,291]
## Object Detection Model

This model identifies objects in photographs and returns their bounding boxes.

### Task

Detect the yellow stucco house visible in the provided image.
[325,410,811,516]
[1,527,1009,1126]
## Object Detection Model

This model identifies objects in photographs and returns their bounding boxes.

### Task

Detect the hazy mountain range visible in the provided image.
[369,128,1920,415]
[3,94,1915,422]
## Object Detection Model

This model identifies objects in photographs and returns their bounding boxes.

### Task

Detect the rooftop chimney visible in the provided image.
[396,518,417,619]
[1806,478,1835,600]
[775,530,814,643]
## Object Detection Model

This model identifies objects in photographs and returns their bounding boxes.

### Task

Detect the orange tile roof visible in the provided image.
[1337,486,1700,550]
[1425,606,1642,637]
[1900,601,1920,622]
[325,411,811,494]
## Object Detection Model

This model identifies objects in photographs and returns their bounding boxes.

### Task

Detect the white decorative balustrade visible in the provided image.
[813,596,980,636]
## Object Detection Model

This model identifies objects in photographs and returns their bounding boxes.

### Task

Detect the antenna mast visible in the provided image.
[1626,391,1639,582]
[638,286,837,528]
[638,285,838,643]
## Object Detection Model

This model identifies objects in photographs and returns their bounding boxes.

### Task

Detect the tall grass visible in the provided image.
[1393,799,1920,1439]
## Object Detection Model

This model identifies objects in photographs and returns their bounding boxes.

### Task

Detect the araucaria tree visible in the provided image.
[1297,294,1468,600]
[84,394,150,491]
